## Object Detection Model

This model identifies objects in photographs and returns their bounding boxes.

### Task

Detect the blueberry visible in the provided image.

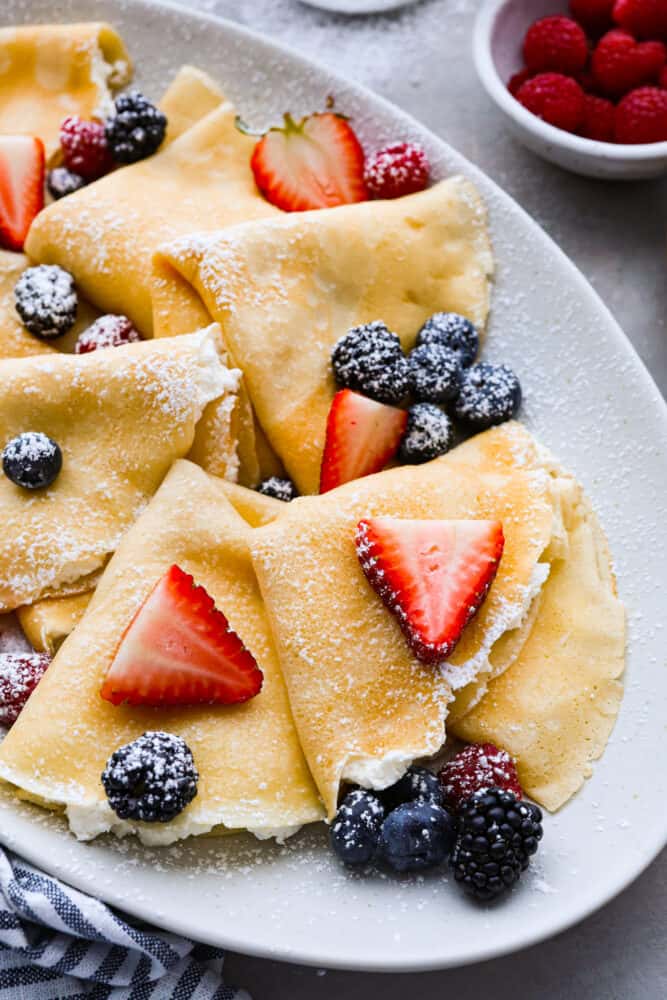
[398,403,454,464]
[382,765,444,811]
[14,264,77,339]
[47,166,86,200]
[330,789,385,866]
[378,800,457,873]
[407,343,462,404]
[416,313,479,367]
[331,321,410,405]
[2,432,62,490]
[453,363,522,430]
[256,476,298,502]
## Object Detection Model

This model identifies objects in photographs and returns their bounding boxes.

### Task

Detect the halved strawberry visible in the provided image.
[101,564,263,707]
[0,136,45,251]
[249,111,368,211]
[320,389,408,493]
[355,517,505,663]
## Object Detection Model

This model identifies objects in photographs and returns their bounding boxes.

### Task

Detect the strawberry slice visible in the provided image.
[0,136,45,251]
[249,111,368,211]
[320,389,408,494]
[101,564,263,707]
[355,517,505,663]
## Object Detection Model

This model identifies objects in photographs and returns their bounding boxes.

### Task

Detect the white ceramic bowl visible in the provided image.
[474,0,667,179]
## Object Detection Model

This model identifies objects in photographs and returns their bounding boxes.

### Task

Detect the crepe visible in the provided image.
[249,422,558,817]
[0,23,131,158]
[158,65,225,144]
[0,460,323,843]
[0,325,238,611]
[17,591,93,655]
[153,176,493,494]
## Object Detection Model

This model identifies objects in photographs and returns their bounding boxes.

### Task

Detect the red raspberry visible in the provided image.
[523,16,589,75]
[74,314,142,354]
[0,652,50,727]
[60,116,114,181]
[364,142,430,200]
[508,68,533,96]
[438,743,522,812]
[570,0,615,36]
[516,72,586,132]
[613,0,667,41]
[580,93,617,139]
[615,85,667,141]
[592,29,666,97]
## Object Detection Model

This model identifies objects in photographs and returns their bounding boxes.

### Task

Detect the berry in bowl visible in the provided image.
[474,0,667,178]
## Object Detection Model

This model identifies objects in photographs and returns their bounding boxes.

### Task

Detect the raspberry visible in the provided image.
[507,68,533,96]
[364,142,430,200]
[438,743,522,812]
[615,85,667,141]
[74,314,141,354]
[523,16,589,75]
[613,0,667,41]
[580,93,617,139]
[516,72,586,132]
[60,116,114,181]
[0,652,50,726]
[592,29,666,97]
[570,0,615,36]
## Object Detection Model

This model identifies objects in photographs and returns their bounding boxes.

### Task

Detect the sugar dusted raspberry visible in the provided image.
[508,68,533,96]
[0,652,50,726]
[570,0,615,36]
[592,29,666,97]
[438,743,522,812]
[580,93,617,139]
[516,72,586,132]
[75,314,141,354]
[523,16,589,75]
[615,85,667,141]
[364,142,430,200]
[613,0,667,41]
[60,116,114,181]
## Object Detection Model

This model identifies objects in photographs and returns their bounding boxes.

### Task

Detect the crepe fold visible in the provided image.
[0,23,131,157]
[0,460,323,843]
[153,176,493,495]
[0,326,238,611]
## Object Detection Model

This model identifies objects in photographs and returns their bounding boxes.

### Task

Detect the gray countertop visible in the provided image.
[184,1,666,995]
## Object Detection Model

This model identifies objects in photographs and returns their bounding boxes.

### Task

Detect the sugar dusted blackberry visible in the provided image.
[378,800,456,873]
[398,402,454,464]
[416,312,479,367]
[14,264,77,339]
[382,765,444,811]
[0,652,50,727]
[105,91,167,164]
[257,476,299,502]
[408,343,462,404]
[102,731,198,823]
[450,787,543,901]
[47,166,86,201]
[331,321,410,404]
[75,314,141,354]
[3,432,62,490]
[454,363,522,430]
[330,789,385,866]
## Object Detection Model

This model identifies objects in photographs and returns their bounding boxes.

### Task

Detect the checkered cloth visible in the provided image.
[0,846,249,999]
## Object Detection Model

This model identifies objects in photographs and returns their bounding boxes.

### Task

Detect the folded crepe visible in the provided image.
[17,591,93,655]
[249,422,560,817]
[158,65,225,145]
[0,23,131,157]
[154,176,493,494]
[0,325,238,611]
[0,460,323,843]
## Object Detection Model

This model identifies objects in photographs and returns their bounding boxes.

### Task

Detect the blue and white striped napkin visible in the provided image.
[0,845,249,999]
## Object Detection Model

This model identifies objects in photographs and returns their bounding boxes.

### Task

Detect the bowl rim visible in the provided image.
[473,0,667,161]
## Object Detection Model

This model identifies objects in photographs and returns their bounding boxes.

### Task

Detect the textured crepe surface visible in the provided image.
[0,327,237,611]
[0,23,131,156]
[0,460,323,843]
[249,423,555,816]
[155,176,493,495]
[17,591,93,655]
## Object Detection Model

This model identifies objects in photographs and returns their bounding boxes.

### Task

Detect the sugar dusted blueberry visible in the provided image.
[330,788,385,866]
[2,432,62,490]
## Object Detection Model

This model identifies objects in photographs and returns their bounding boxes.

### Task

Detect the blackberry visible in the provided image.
[256,476,299,502]
[101,731,198,823]
[378,800,457,873]
[382,765,443,811]
[47,166,86,201]
[14,265,77,339]
[330,789,385,866]
[105,91,167,164]
[450,787,543,901]
[2,432,62,490]
[398,403,454,464]
[407,343,462,404]
[416,312,479,367]
[453,363,522,430]
[331,321,410,404]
